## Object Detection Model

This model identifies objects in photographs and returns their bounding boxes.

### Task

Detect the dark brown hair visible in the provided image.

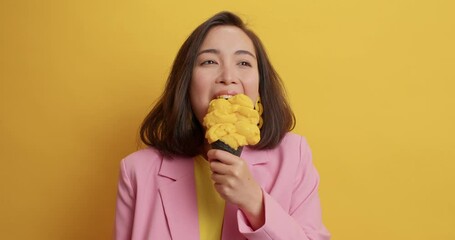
[140,11,295,157]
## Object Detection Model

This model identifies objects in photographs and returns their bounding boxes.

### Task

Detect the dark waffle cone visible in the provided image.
[211,140,243,157]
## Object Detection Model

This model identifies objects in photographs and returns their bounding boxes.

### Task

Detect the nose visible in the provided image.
[217,64,238,85]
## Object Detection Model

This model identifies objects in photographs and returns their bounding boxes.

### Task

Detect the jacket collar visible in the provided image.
[158,147,270,180]
[242,146,270,165]
[157,147,270,240]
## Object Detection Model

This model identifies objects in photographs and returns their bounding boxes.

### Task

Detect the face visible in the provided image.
[190,25,260,125]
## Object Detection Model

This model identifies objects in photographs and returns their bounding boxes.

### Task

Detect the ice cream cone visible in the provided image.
[211,140,243,157]
[203,94,260,157]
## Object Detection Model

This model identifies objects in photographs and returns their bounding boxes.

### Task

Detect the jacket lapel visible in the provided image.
[158,155,199,240]
[158,148,271,240]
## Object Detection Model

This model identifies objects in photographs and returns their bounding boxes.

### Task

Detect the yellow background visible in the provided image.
[1,0,454,239]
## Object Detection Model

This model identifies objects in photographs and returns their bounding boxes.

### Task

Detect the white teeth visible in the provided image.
[217,95,233,99]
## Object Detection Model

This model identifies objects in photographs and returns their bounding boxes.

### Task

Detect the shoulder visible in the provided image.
[246,132,311,166]
[265,132,313,171]
[120,147,166,181]
[122,148,163,167]
[246,132,316,196]
[276,132,310,153]
[247,132,310,158]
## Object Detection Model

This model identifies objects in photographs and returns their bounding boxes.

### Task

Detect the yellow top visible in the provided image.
[194,155,226,240]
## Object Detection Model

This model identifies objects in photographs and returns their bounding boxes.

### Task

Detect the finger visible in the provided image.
[207,149,240,165]
[211,173,234,187]
[213,183,230,200]
[211,172,227,184]
[209,160,231,175]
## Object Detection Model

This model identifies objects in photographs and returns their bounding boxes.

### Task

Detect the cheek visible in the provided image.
[191,69,211,94]
[190,72,210,124]
[242,72,260,103]
[189,92,205,125]
[190,102,205,126]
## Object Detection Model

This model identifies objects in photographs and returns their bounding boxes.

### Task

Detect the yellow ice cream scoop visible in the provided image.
[203,94,261,155]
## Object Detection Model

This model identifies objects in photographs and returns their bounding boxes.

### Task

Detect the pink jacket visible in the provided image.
[115,133,330,240]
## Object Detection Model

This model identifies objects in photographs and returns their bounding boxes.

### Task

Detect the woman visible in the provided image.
[115,11,330,240]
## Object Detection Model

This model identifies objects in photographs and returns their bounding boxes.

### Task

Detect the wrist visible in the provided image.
[239,186,265,230]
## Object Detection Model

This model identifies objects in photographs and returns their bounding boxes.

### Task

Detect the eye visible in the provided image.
[239,61,252,67]
[201,60,217,65]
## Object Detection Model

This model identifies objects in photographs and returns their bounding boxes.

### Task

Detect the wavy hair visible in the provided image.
[140,11,295,157]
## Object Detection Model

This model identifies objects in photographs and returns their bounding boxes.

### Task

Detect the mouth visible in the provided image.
[213,90,239,100]
[216,94,234,100]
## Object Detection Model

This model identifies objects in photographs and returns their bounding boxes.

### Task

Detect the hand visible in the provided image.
[207,149,265,229]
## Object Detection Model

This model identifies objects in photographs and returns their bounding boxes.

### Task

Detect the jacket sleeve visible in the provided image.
[237,137,331,240]
[114,159,135,240]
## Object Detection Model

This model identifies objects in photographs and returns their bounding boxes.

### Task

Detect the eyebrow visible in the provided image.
[197,48,256,58]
